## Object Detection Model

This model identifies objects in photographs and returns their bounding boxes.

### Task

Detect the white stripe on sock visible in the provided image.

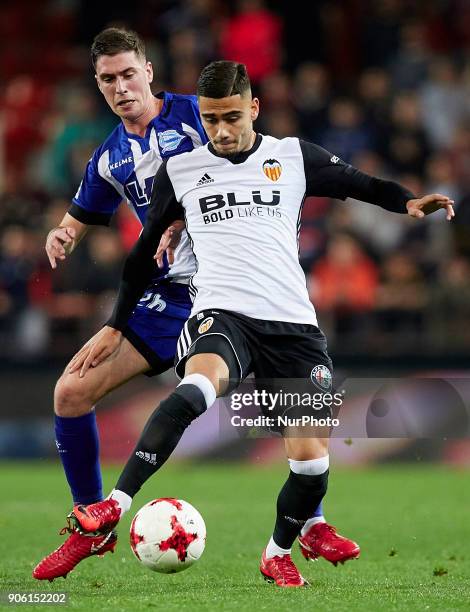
[177,373,216,409]
[109,489,132,514]
[288,455,329,475]
[265,536,291,559]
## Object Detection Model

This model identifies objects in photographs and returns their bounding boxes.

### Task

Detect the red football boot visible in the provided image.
[73,499,121,533]
[298,522,360,565]
[260,549,309,587]
[33,516,117,581]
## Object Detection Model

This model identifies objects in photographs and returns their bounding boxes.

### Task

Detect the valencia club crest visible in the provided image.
[262,159,282,181]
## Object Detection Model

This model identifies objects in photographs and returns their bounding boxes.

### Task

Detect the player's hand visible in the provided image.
[154,220,185,268]
[406,194,455,221]
[45,226,77,269]
[68,326,123,378]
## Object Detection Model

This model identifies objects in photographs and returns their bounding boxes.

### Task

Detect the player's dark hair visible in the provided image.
[91,27,146,69]
[197,61,251,98]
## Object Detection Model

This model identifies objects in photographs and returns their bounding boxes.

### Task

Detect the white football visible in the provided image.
[130,498,206,573]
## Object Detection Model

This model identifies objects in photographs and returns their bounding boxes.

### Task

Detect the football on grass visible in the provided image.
[130,498,206,573]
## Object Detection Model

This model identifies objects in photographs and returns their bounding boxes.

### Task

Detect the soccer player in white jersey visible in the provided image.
[58,62,454,587]
[34,34,354,581]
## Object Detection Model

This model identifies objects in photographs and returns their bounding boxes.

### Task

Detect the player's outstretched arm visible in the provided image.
[45,213,89,269]
[300,141,455,221]
[406,193,455,221]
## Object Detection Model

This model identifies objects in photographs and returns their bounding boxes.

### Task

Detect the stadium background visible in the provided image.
[1,0,469,465]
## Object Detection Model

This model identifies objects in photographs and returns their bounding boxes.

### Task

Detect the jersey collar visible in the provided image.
[207,133,262,164]
[122,92,169,141]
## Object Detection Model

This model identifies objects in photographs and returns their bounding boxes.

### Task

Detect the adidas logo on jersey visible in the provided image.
[135,451,157,465]
[196,173,214,186]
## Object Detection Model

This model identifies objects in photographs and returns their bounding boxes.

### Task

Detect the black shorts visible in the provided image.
[175,308,333,404]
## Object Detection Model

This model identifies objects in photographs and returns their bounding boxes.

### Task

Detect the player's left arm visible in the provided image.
[69,159,184,377]
[300,140,455,220]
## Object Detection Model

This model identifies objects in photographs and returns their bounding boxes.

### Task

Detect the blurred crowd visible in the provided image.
[1,0,470,361]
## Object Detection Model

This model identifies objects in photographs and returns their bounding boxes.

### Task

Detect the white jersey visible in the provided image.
[110,133,412,331]
[169,135,316,324]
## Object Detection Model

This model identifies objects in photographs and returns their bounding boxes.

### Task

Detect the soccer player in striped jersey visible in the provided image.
[33,27,207,581]
[67,61,454,587]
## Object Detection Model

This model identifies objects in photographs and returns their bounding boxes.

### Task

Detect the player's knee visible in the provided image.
[54,374,94,417]
[185,354,229,396]
[285,437,329,461]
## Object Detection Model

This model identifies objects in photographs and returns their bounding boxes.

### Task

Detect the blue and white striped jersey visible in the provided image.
[69,91,207,282]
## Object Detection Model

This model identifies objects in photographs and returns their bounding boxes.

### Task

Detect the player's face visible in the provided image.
[199,94,259,156]
[95,51,154,121]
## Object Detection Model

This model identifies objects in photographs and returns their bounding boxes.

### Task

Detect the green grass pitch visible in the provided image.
[0,461,469,611]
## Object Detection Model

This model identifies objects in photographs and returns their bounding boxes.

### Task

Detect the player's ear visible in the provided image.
[146,61,153,84]
[251,97,260,121]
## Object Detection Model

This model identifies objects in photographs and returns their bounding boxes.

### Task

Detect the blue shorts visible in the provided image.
[122,280,191,376]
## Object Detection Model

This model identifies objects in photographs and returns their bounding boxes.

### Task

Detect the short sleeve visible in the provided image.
[70,152,123,226]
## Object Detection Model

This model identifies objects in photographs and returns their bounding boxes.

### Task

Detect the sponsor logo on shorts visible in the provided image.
[262,158,282,181]
[197,312,205,320]
[310,365,332,391]
[198,316,214,334]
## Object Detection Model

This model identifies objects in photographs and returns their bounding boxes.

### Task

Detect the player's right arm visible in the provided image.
[45,213,89,269]
[49,146,124,269]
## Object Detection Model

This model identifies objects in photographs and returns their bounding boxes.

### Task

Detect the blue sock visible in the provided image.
[312,501,324,518]
[54,412,103,505]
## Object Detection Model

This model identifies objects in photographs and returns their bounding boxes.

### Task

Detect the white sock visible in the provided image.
[301,515,326,536]
[265,536,291,558]
[108,489,132,514]
[288,455,329,475]
[178,373,217,409]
